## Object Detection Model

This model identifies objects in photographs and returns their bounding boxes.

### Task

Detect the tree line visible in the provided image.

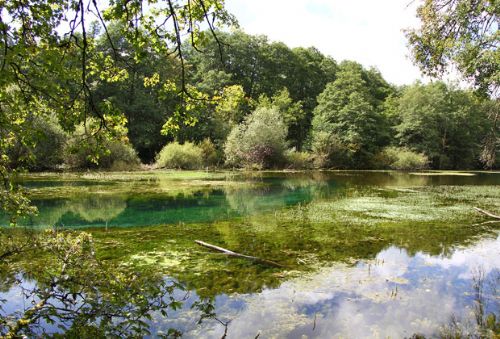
[8,26,497,172]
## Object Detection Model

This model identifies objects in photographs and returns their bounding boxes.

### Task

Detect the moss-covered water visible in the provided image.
[1,170,499,337]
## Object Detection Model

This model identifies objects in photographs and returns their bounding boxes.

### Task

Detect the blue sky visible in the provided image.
[225,0,427,86]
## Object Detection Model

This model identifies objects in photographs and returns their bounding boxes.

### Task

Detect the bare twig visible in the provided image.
[473,207,500,220]
[195,240,285,268]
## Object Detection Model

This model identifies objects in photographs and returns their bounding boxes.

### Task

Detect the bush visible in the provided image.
[64,137,141,170]
[199,138,220,167]
[311,132,349,168]
[373,147,429,170]
[285,149,312,169]
[224,107,287,169]
[104,141,142,170]
[155,141,203,169]
[7,115,68,171]
[32,116,68,170]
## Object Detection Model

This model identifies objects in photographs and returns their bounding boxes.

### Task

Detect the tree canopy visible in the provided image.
[311,61,392,167]
[406,0,499,168]
[0,0,235,219]
[406,0,499,97]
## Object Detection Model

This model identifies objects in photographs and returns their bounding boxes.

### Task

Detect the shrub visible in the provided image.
[199,138,220,167]
[311,132,349,168]
[285,149,312,169]
[104,141,142,170]
[155,141,203,169]
[64,136,141,170]
[31,116,68,170]
[224,107,287,169]
[7,115,68,171]
[373,147,429,170]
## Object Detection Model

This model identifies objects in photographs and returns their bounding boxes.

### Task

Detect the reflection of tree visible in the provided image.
[5,195,127,227]
[68,195,127,223]
[11,199,70,228]
[223,180,319,216]
[224,186,274,215]
[0,230,192,337]
[281,178,332,200]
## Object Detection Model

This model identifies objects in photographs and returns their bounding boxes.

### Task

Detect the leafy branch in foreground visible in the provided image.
[406,0,499,97]
[0,229,190,337]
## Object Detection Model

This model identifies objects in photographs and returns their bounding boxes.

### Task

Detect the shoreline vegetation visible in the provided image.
[4,30,498,176]
[15,168,500,180]
[3,28,497,227]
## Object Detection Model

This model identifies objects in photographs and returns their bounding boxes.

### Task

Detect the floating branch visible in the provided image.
[473,207,500,220]
[195,240,285,268]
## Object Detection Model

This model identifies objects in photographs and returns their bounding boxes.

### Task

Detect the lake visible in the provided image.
[1,170,499,338]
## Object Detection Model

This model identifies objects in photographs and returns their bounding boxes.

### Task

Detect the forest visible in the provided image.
[3,27,499,175]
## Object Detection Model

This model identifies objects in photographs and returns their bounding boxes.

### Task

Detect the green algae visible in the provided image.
[2,170,499,298]
[278,185,499,226]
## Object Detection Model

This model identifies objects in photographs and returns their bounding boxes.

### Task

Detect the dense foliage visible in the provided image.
[225,107,288,169]
[156,141,204,169]
[373,147,429,170]
[2,28,496,175]
[1,27,496,173]
[311,61,392,168]
[406,0,499,168]
[0,0,234,218]
[64,136,141,171]
[392,82,489,169]
[406,0,499,97]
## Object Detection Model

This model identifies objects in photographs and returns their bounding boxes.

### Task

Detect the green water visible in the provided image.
[1,170,499,337]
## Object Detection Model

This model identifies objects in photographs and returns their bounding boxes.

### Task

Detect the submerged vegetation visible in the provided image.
[1,171,499,337]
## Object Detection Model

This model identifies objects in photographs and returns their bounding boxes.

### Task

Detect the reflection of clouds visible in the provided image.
[372,246,411,278]
[0,278,37,315]
[311,286,456,339]
[419,236,500,279]
[190,235,500,339]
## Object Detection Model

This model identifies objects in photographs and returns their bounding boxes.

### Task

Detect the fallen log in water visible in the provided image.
[473,207,500,220]
[194,240,285,268]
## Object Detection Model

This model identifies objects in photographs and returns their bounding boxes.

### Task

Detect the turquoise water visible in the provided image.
[3,171,498,228]
[1,170,499,337]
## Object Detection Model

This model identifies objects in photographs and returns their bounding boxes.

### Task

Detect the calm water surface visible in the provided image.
[1,170,499,337]
[3,170,499,228]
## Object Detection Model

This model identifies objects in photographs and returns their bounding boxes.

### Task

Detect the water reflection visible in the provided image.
[8,195,129,228]
[0,230,189,338]
[4,171,499,228]
[175,235,500,338]
[3,177,331,228]
[3,233,497,337]
[1,171,499,336]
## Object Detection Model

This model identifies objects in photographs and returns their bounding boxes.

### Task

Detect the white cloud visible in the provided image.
[419,236,500,279]
[225,0,428,85]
